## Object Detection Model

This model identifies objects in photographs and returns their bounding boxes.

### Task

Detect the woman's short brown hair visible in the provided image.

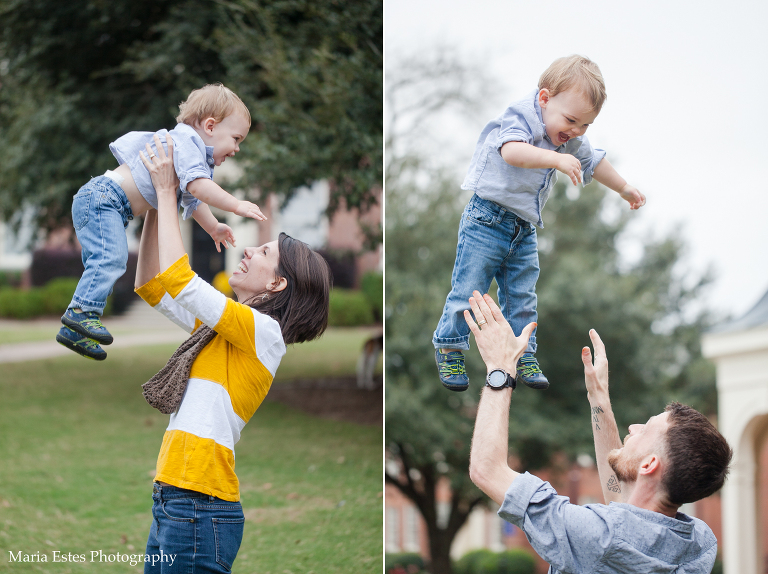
[538,55,607,113]
[176,83,251,127]
[248,233,331,345]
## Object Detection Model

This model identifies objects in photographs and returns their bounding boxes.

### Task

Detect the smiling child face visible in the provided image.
[538,87,599,147]
[203,113,250,166]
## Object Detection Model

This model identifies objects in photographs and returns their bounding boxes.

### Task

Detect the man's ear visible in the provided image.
[267,276,288,294]
[638,454,662,477]
[538,88,551,109]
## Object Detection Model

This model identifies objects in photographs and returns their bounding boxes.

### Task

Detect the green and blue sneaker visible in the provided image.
[56,326,107,361]
[516,353,549,390]
[436,349,469,392]
[61,308,113,345]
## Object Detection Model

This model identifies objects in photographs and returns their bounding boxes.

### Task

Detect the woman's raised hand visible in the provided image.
[140,134,179,197]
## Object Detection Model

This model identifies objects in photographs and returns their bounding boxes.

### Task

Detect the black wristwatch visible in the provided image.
[485,368,516,390]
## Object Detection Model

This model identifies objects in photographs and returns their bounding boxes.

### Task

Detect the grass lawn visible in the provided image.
[0,346,382,573]
[0,323,381,382]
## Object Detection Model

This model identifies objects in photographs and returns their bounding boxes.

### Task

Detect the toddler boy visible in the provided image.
[56,83,266,360]
[434,55,645,391]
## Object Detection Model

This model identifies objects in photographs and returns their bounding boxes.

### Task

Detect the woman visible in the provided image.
[134,134,331,573]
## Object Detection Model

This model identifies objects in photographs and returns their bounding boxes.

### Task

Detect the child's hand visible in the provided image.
[556,155,583,186]
[235,200,267,221]
[209,223,236,253]
[619,184,646,210]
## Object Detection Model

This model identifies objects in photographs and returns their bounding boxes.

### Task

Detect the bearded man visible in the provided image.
[464,291,732,574]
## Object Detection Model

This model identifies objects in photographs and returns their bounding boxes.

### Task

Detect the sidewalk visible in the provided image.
[0,302,189,364]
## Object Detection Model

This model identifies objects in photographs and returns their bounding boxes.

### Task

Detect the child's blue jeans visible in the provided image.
[144,483,245,573]
[433,194,539,353]
[68,175,133,315]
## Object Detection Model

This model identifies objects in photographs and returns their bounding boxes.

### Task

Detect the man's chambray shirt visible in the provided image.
[461,89,606,227]
[499,473,717,574]
[110,123,214,220]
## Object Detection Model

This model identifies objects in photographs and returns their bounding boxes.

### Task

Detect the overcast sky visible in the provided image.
[385,0,768,321]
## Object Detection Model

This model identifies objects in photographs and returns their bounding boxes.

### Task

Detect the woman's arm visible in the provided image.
[139,135,186,273]
[135,209,160,289]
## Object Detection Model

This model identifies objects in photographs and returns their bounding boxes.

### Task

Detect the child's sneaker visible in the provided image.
[516,353,549,389]
[56,326,107,361]
[436,349,469,392]
[61,309,113,345]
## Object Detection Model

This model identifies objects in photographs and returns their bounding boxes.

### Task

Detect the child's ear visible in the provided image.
[538,89,551,109]
[203,117,217,135]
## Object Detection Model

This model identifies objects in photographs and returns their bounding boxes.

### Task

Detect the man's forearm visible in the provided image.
[469,387,520,506]
[587,391,624,504]
[187,178,239,213]
[500,142,559,170]
[592,159,627,193]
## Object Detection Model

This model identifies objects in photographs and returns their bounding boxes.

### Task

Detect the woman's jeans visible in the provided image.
[145,483,245,573]
[433,194,539,353]
[68,175,133,315]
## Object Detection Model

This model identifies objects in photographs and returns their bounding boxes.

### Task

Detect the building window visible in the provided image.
[403,506,420,552]
[386,506,400,553]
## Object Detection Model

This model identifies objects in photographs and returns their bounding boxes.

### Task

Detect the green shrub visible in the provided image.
[385,552,425,574]
[454,549,496,574]
[0,278,112,319]
[480,549,536,574]
[454,548,535,574]
[0,270,22,288]
[361,271,383,322]
[328,288,374,326]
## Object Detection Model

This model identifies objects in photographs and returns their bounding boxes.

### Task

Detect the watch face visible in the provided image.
[488,370,507,388]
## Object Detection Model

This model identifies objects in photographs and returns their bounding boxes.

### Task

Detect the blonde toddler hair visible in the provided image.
[538,55,606,113]
[176,83,251,127]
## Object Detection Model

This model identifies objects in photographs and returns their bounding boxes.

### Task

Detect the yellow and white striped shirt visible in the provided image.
[136,255,286,501]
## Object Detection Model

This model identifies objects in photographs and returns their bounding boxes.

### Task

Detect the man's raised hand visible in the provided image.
[582,329,610,400]
[464,290,535,374]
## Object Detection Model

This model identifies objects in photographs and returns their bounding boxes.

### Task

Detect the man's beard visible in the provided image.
[607,448,641,484]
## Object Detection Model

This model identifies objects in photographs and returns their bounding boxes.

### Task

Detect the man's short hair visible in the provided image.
[538,55,606,113]
[662,402,732,506]
[176,83,251,127]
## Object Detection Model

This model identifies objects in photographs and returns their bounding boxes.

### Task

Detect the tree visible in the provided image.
[385,168,716,574]
[0,0,381,234]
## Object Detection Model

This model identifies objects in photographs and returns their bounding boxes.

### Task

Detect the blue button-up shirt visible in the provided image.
[499,473,717,574]
[110,123,214,219]
[461,90,606,227]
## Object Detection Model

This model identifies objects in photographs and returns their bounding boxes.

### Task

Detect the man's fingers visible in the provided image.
[581,346,593,368]
[589,329,606,359]
[473,290,495,324]
[482,293,507,324]
[519,321,536,343]
[468,295,483,325]
[464,309,479,334]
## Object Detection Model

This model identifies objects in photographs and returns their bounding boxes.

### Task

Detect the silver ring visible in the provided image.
[477,319,487,326]
[149,153,156,159]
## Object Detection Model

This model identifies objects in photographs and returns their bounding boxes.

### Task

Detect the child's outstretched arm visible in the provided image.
[593,159,645,210]
[501,141,583,186]
[187,178,267,221]
[191,203,236,253]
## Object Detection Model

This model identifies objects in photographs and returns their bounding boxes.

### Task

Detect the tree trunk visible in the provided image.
[426,525,455,574]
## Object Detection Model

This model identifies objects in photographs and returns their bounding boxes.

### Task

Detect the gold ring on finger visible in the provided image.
[477,319,487,326]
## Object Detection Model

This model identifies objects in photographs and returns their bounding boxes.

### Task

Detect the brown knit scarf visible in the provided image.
[142,325,217,414]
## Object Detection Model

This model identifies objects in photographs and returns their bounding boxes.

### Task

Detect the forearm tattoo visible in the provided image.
[591,405,604,430]
[607,474,621,493]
